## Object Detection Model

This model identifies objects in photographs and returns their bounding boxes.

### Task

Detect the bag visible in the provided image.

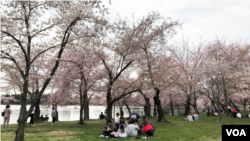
[2,111,5,117]
[52,112,56,117]
[192,116,195,120]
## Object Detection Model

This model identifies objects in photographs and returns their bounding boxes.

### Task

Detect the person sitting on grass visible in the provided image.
[185,113,194,122]
[110,127,119,138]
[103,120,114,136]
[128,118,140,137]
[128,115,138,124]
[193,112,199,121]
[99,112,105,119]
[207,111,211,116]
[119,117,128,128]
[118,124,129,138]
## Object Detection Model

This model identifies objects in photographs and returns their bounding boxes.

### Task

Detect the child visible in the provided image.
[103,120,114,136]
[185,113,194,122]
[110,127,119,138]
[114,113,120,129]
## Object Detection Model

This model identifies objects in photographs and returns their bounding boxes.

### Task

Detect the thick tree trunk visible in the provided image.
[144,96,151,117]
[34,100,40,121]
[120,106,124,118]
[83,90,89,120]
[154,88,167,122]
[153,97,157,116]
[170,100,174,116]
[106,87,113,122]
[183,98,191,116]
[79,93,84,124]
[15,77,29,141]
[15,117,26,141]
[106,106,112,122]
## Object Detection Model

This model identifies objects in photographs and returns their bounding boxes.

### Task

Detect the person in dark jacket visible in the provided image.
[99,112,105,119]
[103,120,114,136]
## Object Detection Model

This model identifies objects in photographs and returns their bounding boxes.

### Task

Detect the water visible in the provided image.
[1,105,144,124]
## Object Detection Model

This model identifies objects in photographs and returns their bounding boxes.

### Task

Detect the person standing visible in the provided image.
[30,105,36,126]
[51,104,57,125]
[3,105,12,130]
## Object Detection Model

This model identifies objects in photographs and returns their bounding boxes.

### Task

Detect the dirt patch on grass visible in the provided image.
[27,131,39,133]
[46,130,76,136]
[199,136,221,141]
[48,136,76,141]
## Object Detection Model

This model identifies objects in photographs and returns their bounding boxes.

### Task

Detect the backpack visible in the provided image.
[192,116,195,121]
[2,110,5,117]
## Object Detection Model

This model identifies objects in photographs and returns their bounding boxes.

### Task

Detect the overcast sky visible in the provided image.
[1,0,250,95]
[103,0,250,44]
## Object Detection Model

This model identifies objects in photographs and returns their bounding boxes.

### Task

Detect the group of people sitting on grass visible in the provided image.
[185,112,200,122]
[102,112,155,138]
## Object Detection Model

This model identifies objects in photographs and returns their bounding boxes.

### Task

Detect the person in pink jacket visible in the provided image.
[51,104,57,125]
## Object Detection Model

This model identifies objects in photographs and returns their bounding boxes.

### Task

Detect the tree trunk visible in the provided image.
[183,98,191,116]
[144,96,151,117]
[220,103,226,113]
[175,103,180,115]
[217,101,221,122]
[79,93,84,124]
[207,108,210,113]
[34,100,40,121]
[106,105,112,122]
[125,103,131,114]
[153,97,157,116]
[15,117,26,141]
[170,100,174,116]
[212,101,217,112]
[120,106,124,118]
[191,104,199,114]
[229,99,237,109]
[15,77,29,141]
[55,105,59,121]
[223,79,229,116]
[106,86,113,122]
[87,102,89,119]
[154,88,167,122]
[243,99,247,118]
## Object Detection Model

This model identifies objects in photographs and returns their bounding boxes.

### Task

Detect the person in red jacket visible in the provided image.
[231,109,238,118]
[143,118,155,136]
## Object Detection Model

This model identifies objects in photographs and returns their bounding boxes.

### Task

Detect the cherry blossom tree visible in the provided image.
[130,11,181,122]
[1,1,109,140]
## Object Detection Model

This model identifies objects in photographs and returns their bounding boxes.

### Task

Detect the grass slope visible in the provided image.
[1,114,250,141]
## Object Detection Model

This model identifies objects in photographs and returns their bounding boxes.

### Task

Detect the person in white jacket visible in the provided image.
[128,119,140,137]
[185,113,194,122]
[118,124,129,138]
[193,112,199,121]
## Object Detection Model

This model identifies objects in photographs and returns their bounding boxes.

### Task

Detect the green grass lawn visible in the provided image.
[1,114,250,141]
